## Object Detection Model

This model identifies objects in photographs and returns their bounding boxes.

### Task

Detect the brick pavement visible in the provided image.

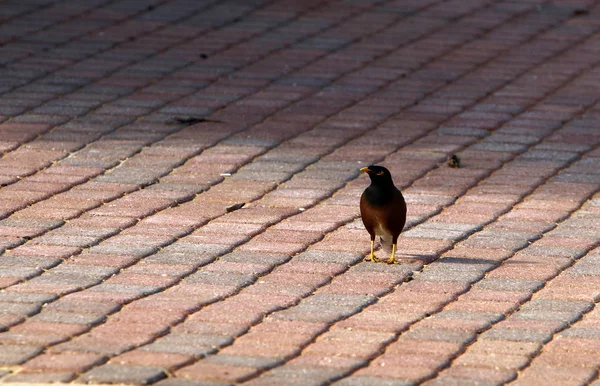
[1,0,600,385]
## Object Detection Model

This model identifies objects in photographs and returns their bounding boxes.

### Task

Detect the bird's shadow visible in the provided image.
[395,252,439,265]
[396,254,535,267]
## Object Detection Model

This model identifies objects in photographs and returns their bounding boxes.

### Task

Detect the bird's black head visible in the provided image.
[360,165,394,186]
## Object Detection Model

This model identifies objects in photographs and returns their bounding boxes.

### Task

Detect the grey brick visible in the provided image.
[145,251,215,266]
[0,256,61,269]
[0,345,43,365]
[141,342,218,356]
[513,311,582,324]
[163,242,232,255]
[46,299,121,314]
[141,334,231,356]
[0,267,41,278]
[88,283,160,296]
[0,301,42,316]
[81,364,166,384]
[569,264,600,276]
[417,268,484,283]
[48,264,119,278]
[88,243,158,257]
[0,218,65,229]
[519,299,593,314]
[423,376,506,386]
[430,257,498,272]
[32,311,107,325]
[352,261,416,274]
[295,250,363,265]
[523,245,585,259]
[301,293,376,311]
[403,328,476,343]
[155,378,233,386]
[272,309,353,323]
[253,366,349,386]
[437,127,489,137]
[204,354,283,369]
[186,271,257,287]
[0,292,57,303]
[222,251,289,265]
[3,371,75,383]
[463,235,530,251]
[475,278,544,292]
[334,375,417,386]
[559,327,600,339]
[26,274,101,289]
[402,227,467,240]
[433,310,504,323]
[482,329,552,343]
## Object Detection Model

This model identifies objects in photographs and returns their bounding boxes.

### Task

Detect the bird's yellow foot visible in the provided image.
[387,244,398,264]
[364,253,379,262]
[364,239,379,262]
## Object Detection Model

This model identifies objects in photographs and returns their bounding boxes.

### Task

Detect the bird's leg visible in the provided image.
[365,238,379,262]
[386,243,398,264]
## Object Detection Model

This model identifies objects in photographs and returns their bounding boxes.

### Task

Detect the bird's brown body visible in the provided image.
[360,165,407,264]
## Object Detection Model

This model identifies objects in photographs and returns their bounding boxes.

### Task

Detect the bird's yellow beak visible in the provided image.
[360,167,370,173]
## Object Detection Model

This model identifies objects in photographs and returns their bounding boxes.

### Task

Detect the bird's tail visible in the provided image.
[380,235,393,254]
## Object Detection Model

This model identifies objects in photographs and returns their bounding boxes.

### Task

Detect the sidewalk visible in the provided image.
[1,0,600,385]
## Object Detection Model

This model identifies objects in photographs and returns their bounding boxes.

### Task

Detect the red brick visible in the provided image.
[442,365,517,383]
[22,352,105,372]
[467,340,540,356]
[112,351,193,371]
[533,349,600,367]
[175,361,257,382]
[461,289,531,303]
[454,353,530,369]
[105,273,178,287]
[355,364,435,381]
[335,311,418,333]
[304,339,383,358]
[220,340,298,359]
[11,321,89,337]
[514,365,596,385]
[287,354,366,369]
[9,244,80,258]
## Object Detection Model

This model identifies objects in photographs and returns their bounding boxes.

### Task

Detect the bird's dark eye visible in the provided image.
[376,171,385,176]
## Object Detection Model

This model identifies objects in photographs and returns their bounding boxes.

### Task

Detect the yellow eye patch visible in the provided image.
[376,171,385,176]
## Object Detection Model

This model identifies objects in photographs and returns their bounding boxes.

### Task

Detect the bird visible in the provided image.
[360,165,407,264]
[447,154,460,168]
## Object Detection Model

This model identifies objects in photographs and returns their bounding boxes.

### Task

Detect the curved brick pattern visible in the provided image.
[2,0,600,385]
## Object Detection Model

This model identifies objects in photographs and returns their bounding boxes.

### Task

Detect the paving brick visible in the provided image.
[441,365,516,384]
[141,333,232,356]
[31,310,107,326]
[155,379,232,386]
[81,364,167,384]
[22,351,106,372]
[513,365,597,386]
[481,328,553,343]
[453,352,530,370]
[474,277,544,292]
[402,328,476,344]
[113,351,193,371]
[0,344,43,365]
[335,376,416,386]
[176,361,258,382]
[2,371,76,383]
[11,321,89,337]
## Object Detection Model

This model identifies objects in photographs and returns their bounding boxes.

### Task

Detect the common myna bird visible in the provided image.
[360,165,407,264]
